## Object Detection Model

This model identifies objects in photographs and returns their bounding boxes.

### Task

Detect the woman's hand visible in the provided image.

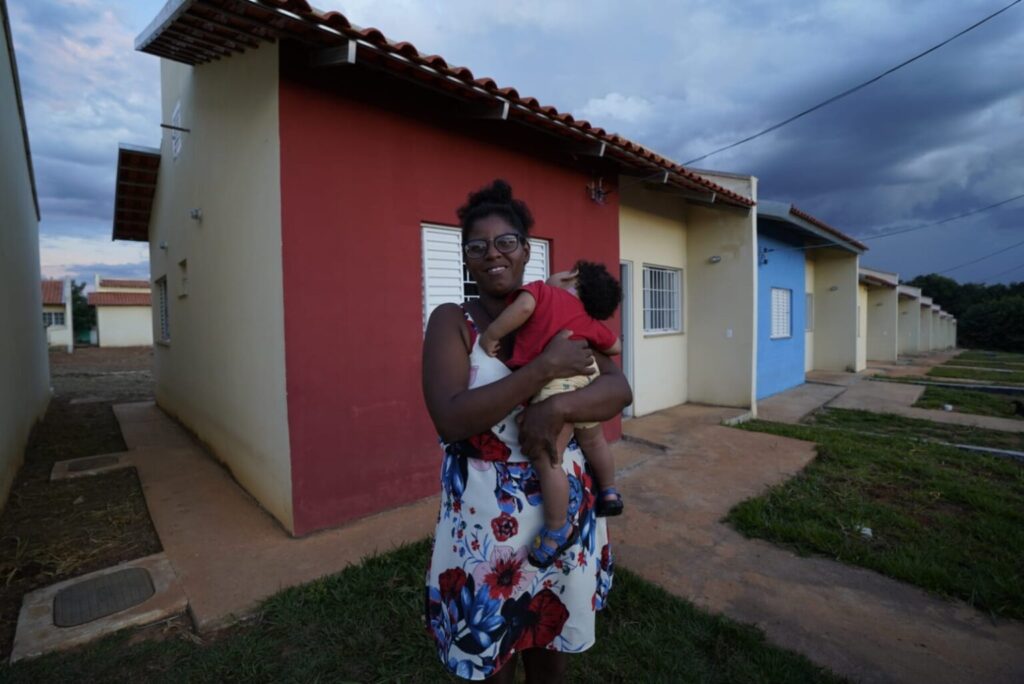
[533,330,595,381]
[517,394,568,465]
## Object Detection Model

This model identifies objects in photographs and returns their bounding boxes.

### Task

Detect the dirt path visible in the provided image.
[0,348,161,659]
[615,411,1024,684]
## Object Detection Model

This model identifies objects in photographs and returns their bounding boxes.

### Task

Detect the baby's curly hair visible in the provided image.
[574,260,621,321]
[457,179,534,240]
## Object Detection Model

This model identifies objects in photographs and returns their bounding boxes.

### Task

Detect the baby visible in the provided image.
[479,260,623,568]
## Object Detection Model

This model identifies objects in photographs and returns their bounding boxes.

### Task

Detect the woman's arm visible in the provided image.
[518,352,632,461]
[422,303,595,443]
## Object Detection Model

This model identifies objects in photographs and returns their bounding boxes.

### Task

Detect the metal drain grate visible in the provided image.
[53,568,155,627]
[66,455,121,473]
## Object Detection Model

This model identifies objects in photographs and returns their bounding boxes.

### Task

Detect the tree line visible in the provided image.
[906,274,1024,352]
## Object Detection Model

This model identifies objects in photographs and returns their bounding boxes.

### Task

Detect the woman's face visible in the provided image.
[464,214,531,298]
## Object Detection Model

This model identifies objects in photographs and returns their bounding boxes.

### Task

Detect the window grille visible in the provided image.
[43,312,65,327]
[156,277,170,342]
[642,265,681,333]
[771,287,792,339]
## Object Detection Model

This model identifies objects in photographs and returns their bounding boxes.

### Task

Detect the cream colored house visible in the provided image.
[618,170,758,416]
[0,0,50,509]
[88,278,154,347]
[919,297,934,352]
[897,285,922,355]
[859,267,899,363]
[41,278,73,352]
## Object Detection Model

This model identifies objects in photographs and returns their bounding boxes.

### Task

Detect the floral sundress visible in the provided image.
[425,307,613,680]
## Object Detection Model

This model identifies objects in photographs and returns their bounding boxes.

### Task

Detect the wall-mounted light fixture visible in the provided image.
[158,241,168,250]
[586,177,609,205]
[707,255,722,264]
[828,285,839,291]
[759,246,771,266]
[189,208,203,222]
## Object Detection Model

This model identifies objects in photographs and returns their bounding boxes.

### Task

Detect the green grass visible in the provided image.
[728,420,1024,619]
[915,386,1024,421]
[0,539,843,684]
[945,359,1024,370]
[807,408,1024,451]
[955,351,1024,364]
[927,366,1024,385]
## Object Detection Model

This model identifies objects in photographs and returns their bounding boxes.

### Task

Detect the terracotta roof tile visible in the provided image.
[88,292,152,307]
[99,279,151,289]
[41,280,64,305]
[136,0,755,208]
[789,205,868,251]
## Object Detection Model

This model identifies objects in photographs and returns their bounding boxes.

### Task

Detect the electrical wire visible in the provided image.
[859,192,1024,242]
[683,0,1022,165]
[986,262,1024,280]
[936,236,1024,275]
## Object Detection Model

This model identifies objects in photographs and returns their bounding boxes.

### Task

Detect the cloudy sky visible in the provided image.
[10,0,1023,285]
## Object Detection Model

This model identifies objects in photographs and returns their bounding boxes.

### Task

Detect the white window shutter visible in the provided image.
[421,226,464,329]
[525,238,549,283]
[771,288,791,338]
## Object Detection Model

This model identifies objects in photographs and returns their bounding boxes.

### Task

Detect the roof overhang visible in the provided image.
[135,0,754,209]
[758,200,866,254]
[859,266,898,289]
[112,144,160,242]
[897,284,921,299]
[920,296,933,307]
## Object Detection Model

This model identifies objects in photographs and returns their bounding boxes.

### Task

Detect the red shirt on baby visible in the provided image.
[506,280,617,369]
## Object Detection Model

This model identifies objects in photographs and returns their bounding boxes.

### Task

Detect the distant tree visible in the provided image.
[71,280,95,334]
[959,296,1024,352]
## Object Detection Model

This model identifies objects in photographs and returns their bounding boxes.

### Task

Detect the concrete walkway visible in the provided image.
[113,402,438,631]
[757,383,845,424]
[830,380,1024,433]
[616,412,1024,684]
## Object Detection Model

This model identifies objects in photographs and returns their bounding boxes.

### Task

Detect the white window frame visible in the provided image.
[642,265,682,334]
[156,277,170,343]
[422,224,549,328]
[43,312,65,327]
[805,292,814,332]
[770,287,792,340]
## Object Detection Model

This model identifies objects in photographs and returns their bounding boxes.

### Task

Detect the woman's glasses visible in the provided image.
[463,233,524,260]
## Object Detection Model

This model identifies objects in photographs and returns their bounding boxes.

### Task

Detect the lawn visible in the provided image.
[0,539,844,683]
[945,359,1024,371]
[927,366,1024,385]
[807,408,1024,451]
[955,351,1024,364]
[915,386,1024,421]
[728,420,1024,619]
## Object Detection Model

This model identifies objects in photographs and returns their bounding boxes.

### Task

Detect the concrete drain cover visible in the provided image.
[53,567,154,627]
[66,455,120,473]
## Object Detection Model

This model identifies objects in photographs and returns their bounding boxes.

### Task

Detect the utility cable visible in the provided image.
[936,236,1024,275]
[986,262,1024,280]
[683,0,1022,165]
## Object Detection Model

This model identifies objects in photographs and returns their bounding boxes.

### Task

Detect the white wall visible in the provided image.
[0,8,50,510]
[150,44,294,531]
[866,286,898,362]
[809,250,859,372]
[898,297,921,355]
[43,304,72,348]
[804,258,815,372]
[619,186,689,416]
[919,307,933,352]
[684,179,758,409]
[97,306,154,347]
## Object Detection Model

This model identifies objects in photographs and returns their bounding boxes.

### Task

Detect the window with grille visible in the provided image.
[805,293,814,332]
[770,287,792,339]
[42,312,65,327]
[421,224,549,328]
[642,265,681,333]
[156,277,170,342]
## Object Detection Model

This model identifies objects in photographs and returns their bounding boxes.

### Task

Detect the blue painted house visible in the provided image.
[756,202,866,400]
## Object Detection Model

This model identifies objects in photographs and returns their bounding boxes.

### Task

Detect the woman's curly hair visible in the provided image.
[574,260,621,321]
[457,179,534,240]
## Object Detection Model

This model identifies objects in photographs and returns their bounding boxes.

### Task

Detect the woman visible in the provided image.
[422,180,632,682]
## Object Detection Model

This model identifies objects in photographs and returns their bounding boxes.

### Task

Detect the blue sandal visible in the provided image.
[528,521,579,569]
[595,487,624,517]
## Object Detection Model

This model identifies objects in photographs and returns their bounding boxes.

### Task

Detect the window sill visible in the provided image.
[156,339,171,347]
[770,335,793,341]
[643,330,684,338]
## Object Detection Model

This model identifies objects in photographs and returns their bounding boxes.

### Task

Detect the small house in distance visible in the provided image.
[897,285,922,355]
[41,278,73,352]
[858,267,899,364]
[88,278,153,348]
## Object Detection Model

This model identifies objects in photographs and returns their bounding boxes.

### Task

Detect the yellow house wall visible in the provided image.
[804,258,815,372]
[898,298,921,355]
[618,186,689,417]
[856,285,868,371]
[919,307,933,351]
[866,287,898,362]
[97,306,154,347]
[150,44,294,532]
[0,12,50,512]
[810,251,859,371]
[684,187,758,409]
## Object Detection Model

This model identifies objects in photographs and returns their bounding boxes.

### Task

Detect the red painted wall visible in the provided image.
[279,72,621,535]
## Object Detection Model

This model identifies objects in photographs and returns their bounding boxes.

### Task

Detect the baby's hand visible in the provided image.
[548,448,563,469]
[480,335,501,357]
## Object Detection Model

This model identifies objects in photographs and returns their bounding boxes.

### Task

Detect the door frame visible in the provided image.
[620,260,635,417]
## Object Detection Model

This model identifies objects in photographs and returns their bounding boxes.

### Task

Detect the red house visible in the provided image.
[117,0,751,535]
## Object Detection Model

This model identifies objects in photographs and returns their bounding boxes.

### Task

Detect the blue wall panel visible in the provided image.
[757,227,806,399]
